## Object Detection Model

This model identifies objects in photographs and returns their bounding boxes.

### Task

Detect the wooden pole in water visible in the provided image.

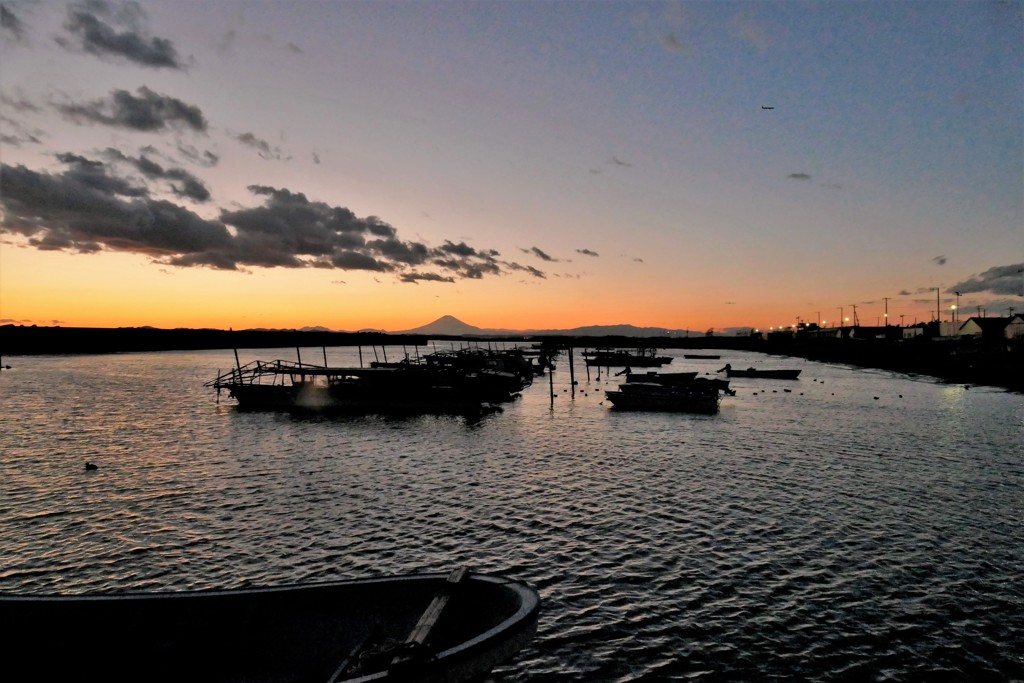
[358,345,364,368]
[569,346,575,398]
[549,358,555,406]
[585,348,591,382]
[296,347,302,365]
[322,346,328,366]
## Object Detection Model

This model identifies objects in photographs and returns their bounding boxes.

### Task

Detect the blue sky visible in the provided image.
[1,0,1021,331]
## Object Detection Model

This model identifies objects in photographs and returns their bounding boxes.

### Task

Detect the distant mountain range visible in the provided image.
[393,315,709,338]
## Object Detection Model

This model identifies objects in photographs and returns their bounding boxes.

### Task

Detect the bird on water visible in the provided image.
[84,462,98,471]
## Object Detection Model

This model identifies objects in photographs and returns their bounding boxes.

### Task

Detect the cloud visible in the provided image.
[235,132,286,160]
[400,272,455,284]
[0,162,230,256]
[101,148,211,201]
[949,263,1024,296]
[1,3,27,41]
[57,87,207,133]
[57,0,186,69]
[522,246,556,262]
[1,161,537,282]
[177,143,219,167]
[576,248,599,257]
[505,262,546,279]
[932,255,947,266]
[787,173,811,181]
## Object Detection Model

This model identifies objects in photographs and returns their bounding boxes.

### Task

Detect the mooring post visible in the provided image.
[549,358,555,407]
[569,346,575,398]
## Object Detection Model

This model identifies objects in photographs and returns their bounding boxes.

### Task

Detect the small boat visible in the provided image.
[1,568,540,683]
[606,381,721,414]
[584,347,671,367]
[624,371,698,384]
[625,371,732,393]
[725,366,801,379]
[683,354,721,360]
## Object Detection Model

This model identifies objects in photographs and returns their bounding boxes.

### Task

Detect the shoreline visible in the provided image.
[2,324,1021,392]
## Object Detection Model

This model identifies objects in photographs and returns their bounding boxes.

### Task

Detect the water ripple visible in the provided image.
[1,348,1022,680]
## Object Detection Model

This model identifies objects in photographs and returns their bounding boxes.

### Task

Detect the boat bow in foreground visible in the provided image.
[2,569,540,683]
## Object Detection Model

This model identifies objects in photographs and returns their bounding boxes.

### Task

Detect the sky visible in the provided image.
[1,0,1021,334]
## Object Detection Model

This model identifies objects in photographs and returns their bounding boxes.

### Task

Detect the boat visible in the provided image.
[207,356,529,416]
[625,371,732,394]
[1,568,540,683]
[683,354,721,360]
[584,347,672,367]
[605,381,721,414]
[724,366,801,380]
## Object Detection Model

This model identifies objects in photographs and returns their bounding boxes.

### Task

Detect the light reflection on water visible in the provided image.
[1,347,1022,680]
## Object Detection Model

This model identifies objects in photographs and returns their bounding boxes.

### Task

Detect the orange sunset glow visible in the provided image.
[2,2,1021,334]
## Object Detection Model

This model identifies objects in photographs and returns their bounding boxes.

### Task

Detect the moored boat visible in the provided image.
[207,358,526,415]
[584,347,672,367]
[2,568,540,683]
[625,371,732,393]
[605,381,721,414]
[724,366,801,380]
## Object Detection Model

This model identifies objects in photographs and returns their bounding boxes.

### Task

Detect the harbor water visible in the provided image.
[1,346,1022,681]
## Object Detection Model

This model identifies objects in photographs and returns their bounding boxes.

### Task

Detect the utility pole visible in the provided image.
[883,297,890,326]
[850,304,859,326]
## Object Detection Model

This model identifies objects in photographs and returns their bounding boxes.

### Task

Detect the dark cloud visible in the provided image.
[400,272,455,284]
[1,96,46,146]
[528,246,556,262]
[504,262,546,279]
[236,132,286,160]
[576,248,599,257]
[787,173,811,180]
[177,143,219,167]
[438,240,481,258]
[54,151,148,197]
[1,3,26,41]
[0,163,231,257]
[1,163,535,281]
[949,264,1024,297]
[330,251,390,272]
[0,115,43,147]
[59,0,186,69]
[57,87,207,132]
[932,255,947,266]
[102,148,211,201]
